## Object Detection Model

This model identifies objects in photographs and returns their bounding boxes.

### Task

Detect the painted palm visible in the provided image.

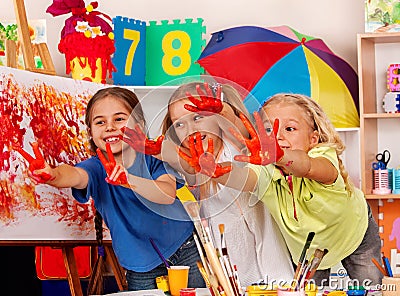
[198,25,359,128]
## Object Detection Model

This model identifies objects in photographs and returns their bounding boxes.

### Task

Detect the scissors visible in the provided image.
[375,149,391,169]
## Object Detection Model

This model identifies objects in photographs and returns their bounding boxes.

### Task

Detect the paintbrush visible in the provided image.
[219,224,225,254]
[202,218,216,247]
[197,260,218,296]
[218,224,240,296]
[292,232,315,290]
[233,265,243,296]
[193,231,212,276]
[306,248,329,281]
[293,232,315,280]
[183,201,205,240]
[371,257,387,277]
[203,240,235,296]
[149,237,170,268]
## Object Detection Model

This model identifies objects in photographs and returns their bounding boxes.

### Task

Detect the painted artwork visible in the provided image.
[0,66,111,240]
[365,0,400,32]
[0,19,47,69]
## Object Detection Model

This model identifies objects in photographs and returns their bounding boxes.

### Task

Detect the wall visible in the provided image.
[0,0,365,76]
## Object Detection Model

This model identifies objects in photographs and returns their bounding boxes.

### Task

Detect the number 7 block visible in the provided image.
[112,16,146,86]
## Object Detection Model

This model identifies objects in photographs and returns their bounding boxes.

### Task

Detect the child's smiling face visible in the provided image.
[261,102,319,152]
[168,99,222,153]
[89,95,135,157]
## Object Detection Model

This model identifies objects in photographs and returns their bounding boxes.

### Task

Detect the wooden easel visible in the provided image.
[6,0,56,75]
[4,1,127,295]
[62,243,128,296]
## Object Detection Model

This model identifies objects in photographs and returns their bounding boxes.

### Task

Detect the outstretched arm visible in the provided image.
[276,149,338,184]
[232,112,337,184]
[14,142,88,189]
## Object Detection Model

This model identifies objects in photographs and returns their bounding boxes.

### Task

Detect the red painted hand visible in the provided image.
[230,112,284,165]
[184,83,223,115]
[121,126,164,155]
[14,142,54,183]
[178,133,232,178]
[96,143,128,186]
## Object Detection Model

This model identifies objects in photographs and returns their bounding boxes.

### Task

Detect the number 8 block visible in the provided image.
[146,18,206,86]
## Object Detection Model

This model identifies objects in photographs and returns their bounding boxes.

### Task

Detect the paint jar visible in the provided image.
[372,169,391,194]
[382,275,400,296]
[180,288,196,296]
[156,275,169,292]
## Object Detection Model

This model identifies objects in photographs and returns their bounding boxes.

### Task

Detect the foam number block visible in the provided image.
[387,64,400,92]
[112,16,146,86]
[146,18,206,85]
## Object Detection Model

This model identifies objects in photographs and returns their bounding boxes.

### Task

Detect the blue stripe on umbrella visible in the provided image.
[244,47,311,113]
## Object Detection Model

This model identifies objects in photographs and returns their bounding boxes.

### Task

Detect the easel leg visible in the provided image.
[62,247,83,296]
[5,40,17,68]
[105,245,128,291]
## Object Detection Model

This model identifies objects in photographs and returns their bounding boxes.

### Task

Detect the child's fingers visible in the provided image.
[31,142,45,163]
[201,83,213,98]
[96,148,108,168]
[185,91,202,106]
[184,104,199,113]
[240,113,258,139]
[14,145,35,163]
[253,112,264,132]
[177,147,192,164]
[156,135,165,145]
[121,126,133,138]
[234,154,251,163]
[194,132,204,154]
[229,127,247,146]
[213,165,232,178]
[108,165,123,181]
[134,125,146,141]
[215,84,222,100]
[206,138,214,155]
[272,118,280,136]
[106,165,127,185]
[105,143,116,165]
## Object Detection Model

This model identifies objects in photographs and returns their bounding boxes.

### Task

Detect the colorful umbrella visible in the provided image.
[197,25,359,128]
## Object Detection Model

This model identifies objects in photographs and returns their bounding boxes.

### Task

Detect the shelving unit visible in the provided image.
[357,32,400,200]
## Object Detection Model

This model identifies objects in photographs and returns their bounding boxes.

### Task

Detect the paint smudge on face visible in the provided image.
[285,160,293,167]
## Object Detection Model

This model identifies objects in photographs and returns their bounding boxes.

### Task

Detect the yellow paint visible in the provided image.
[70,57,103,83]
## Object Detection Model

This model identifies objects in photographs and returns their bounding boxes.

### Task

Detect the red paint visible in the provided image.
[0,74,95,228]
